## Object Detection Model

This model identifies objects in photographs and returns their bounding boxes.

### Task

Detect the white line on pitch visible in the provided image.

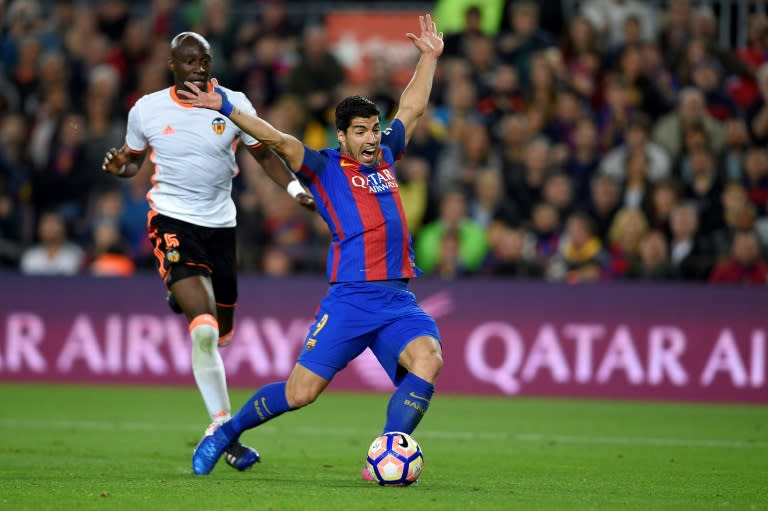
[0,418,764,449]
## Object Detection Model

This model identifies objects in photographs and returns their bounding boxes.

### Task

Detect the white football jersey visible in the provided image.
[125,85,261,228]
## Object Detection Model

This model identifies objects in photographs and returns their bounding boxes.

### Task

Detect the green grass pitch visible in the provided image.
[0,383,765,511]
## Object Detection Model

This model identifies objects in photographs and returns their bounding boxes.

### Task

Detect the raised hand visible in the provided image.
[177,78,225,113]
[405,14,444,58]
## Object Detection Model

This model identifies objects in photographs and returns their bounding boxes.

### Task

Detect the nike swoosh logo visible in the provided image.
[261,397,272,416]
[409,392,431,403]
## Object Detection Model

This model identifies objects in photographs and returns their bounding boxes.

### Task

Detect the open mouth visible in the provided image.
[360,147,376,163]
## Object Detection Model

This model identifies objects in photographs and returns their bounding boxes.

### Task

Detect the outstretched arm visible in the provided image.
[394,14,444,144]
[247,144,316,211]
[178,80,306,171]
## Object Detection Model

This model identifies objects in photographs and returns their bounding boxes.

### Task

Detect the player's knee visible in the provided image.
[411,349,443,382]
[285,383,321,409]
[190,315,219,354]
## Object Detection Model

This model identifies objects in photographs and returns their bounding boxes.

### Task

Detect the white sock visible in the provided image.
[190,314,231,421]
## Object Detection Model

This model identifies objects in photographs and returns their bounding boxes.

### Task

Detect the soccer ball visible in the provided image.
[365,431,424,486]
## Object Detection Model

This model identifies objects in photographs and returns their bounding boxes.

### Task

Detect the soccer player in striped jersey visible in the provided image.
[101,31,315,472]
[180,14,445,478]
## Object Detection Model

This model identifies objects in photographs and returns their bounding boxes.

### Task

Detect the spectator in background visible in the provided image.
[476,63,526,135]
[597,74,635,151]
[681,145,724,236]
[283,24,345,128]
[496,1,555,88]
[396,156,431,234]
[442,4,485,59]
[20,210,84,275]
[690,58,740,122]
[746,64,768,146]
[742,146,768,216]
[482,222,543,278]
[644,178,681,238]
[528,201,561,264]
[504,137,553,220]
[468,168,519,229]
[434,119,501,197]
[88,220,135,277]
[620,148,654,211]
[415,188,488,276]
[586,173,622,243]
[432,77,483,142]
[712,182,757,257]
[261,244,293,278]
[31,110,92,227]
[658,0,693,69]
[614,42,671,121]
[497,113,530,172]
[668,201,716,280]
[732,13,768,110]
[607,206,649,278]
[0,113,33,264]
[581,0,657,49]
[564,117,600,208]
[709,230,768,285]
[541,172,575,223]
[653,87,724,161]
[599,113,671,184]
[719,118,750,182]
[640,40,679,108]
[628,229,674,280]
[547,211,608,283]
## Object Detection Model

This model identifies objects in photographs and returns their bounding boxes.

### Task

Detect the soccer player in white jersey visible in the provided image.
[101,31,315,471]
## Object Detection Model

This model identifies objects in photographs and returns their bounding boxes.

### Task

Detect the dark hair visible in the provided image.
[335,96,380,132]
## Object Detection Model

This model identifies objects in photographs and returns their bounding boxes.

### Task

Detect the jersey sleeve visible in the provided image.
[125,100,148,152]
[381,118,406,161]
[230,91,261,148]
[296,146,327,181]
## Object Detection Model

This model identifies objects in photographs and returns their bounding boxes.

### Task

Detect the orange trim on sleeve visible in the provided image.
[189,313,218,332]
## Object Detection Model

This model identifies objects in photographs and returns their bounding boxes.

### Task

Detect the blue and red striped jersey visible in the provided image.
[295,119,420,283]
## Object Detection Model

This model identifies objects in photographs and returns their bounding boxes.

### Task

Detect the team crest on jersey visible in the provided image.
[305,338,317,351]
[166,249,181,263]
[349,166,399,194]
[211,117,226,135]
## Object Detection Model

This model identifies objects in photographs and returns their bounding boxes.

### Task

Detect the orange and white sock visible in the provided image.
[190,314,231,420]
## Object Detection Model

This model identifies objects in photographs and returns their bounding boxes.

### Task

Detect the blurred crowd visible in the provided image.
[1,0,768,285]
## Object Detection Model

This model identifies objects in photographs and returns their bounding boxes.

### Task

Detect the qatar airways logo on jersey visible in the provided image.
[350,167,399,194]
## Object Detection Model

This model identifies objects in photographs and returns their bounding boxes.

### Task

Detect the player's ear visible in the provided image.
[336,129,345,146]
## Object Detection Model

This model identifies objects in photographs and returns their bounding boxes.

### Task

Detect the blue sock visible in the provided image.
[383,373,434,434]
[221,382,291,438]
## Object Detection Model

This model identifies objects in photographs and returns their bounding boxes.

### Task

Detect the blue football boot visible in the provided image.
[192,426,232,475]
[223,441,260,471]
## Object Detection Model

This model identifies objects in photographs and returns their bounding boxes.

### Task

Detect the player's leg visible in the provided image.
[169,269,232,425]
[192,363,334,475]
[149,214,231,421]
[386,335,443,433]
[370,296,443,435]
[363,284,442,480]
[193,284,373,474]
[215,302,235,346]
[202,226,259,470]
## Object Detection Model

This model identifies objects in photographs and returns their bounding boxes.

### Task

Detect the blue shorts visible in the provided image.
[297,281,441,386]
